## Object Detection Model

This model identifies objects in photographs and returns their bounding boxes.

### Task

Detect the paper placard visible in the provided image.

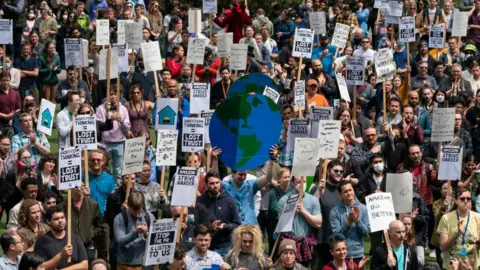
[431,108,455,142]
[263,86,280,103]
[366,192,396,232]
[190,83,210,114]
[74,115,97,150]
[99,47,118,80]
[203,0,217,14]
[287,119,311,151]
[291,138,320,176]
[201,110,214,144]
[374,0,387,8]
[141,42,163,71]
[155,98,178,130]
[0,20,12,44]
[310,107,333,138]
[452,9,468,37]
[310,12,326,35]
[112,43,129,72]
[95,19,110,46]
[336,73,350,102]
[182,118,205,153]
[294,80,306,110]
[429,25,446,49]
[229,44,248,70]
[58,147,82,190]
[331,23,350,49]
[383,1,403,17]
[188,9,202,33]
[187,38,207,65]
[122,136,146,175]
[375,48,395,83]
[171,167,199,206]
[275,194,300,233]
[217,32,233,57]
[438,146,463,180]
[156,129,178,166]
[64,39,88,67]
[399,17,416,42]
[126,22,143,49]
[37,99,56,136]
[317,120,341,158]
[117,20,133,45]
[144,219,179,266]
[346,56,365,86]
[386,173,413,213]
[385,16,399,25]
[292,28,315,58]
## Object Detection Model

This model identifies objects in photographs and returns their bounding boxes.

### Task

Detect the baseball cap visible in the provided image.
[307,79,318,86]
[319,33,328,39]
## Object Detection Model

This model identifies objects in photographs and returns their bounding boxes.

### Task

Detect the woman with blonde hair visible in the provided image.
[225,224,271,269]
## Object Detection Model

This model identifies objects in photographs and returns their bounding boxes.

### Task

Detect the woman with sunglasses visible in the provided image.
[148,2,163,41]
[124,85,154,138]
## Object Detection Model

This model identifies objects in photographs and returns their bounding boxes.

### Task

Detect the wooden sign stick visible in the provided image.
[153,71,160,98]
[160,166,166,192]
[269,234,281,260]
[116,75,121,113]
[67,189,72,262]
[176,207,185,243]
[382,82,387,125]
[84,150,89,187]
[353,86,357,120]
[383,229,393,256]
[206,144,212,172]
[106,48,112,102]
[2,44,5,72]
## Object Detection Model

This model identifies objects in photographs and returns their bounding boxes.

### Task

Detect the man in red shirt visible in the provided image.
[0,71,21,136]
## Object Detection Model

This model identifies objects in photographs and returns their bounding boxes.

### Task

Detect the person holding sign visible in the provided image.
[56,67,90,110]
[136,160,169,218]
[56,91,80,149]
[323,234,369,270]
[11,113,51,164]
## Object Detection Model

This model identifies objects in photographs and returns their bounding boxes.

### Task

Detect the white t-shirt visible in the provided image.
[353,48,376,67]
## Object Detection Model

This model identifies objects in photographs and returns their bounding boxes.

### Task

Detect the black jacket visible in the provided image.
[371,242,418,270]
[412,193,429,247]
[357,168,389,205]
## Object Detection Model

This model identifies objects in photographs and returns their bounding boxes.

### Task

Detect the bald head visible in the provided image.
[389,220,404,230]
[388,220,406,246]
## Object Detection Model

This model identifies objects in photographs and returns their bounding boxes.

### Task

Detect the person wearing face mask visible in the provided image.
[23,8,36,43]
[3,55,20,91]
[311,34,337,76]
[56,66,91,110]
[308,59,337,104]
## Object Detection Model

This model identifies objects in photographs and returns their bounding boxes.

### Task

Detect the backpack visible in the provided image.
[121,209,151,231]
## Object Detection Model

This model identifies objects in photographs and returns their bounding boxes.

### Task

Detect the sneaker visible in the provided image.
[429,250,436,258]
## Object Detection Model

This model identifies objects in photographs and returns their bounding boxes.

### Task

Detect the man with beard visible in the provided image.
[421,87,435,111]
[411,60,439,92]
[412,41,436,77]
[311,33,337,76]
[350,127,392,171]
[17,199,49,251]
[375,96,402,137]
[439,37,465,75]
[185,225,230,269]
[34,205,88,269]
[433,62,450,92]
[402,105,424,146]
[55,66,91,110]
[197,172,241,256]
[453,113,473,156]
[407,91,431,136]
[176,64,192,96]
[210,67,231,109]
[308,59,337,104]
[441,64,474,105]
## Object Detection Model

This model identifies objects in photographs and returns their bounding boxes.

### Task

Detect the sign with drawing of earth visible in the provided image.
[209,93,282,171]
[226,73,280,100]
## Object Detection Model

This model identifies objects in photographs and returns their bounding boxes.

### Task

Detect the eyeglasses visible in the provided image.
[458,197,472,202]
[333,169,344,174]
[365,134,377,138]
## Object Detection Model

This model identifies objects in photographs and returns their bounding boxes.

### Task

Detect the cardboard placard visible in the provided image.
[37,99,56,136]
[287,119,311,151]
[310,107,333,138]
[141,41,163,71]
[64,39,88,67]
[182,118,205,153]
[275,194,300,233]
[431,108,455,142]
[317,120,341,158]
[366,192,396,232]
[331,23,350,49]
[336,73,350,102]
[117,20,133,45]
[186,38,207,65]
[190,83,210,114]
[58,147,82,190]
[375,48,395,83]
[171,167,199,206]
[294,80,306,110]
[126,22,143,49]
[155,98,178,130]
[386,173,413,213]
[95,19,110,46]
[99,47,118,80]
[229,44,248,70]
[112,43,129,73]
[429,25,446,49]
[399,16,416,42]
[217,32,233,57]
[121,136,147,175]
[310,12,326,35]
[156,130,178,167]
[144,219,179,266]
[291,138,320,176]
[346,56,365,86]
[74,115,97,150]
[438,146,463,180]
[0,20,13,44]
[452,9,469,37]
[202,0,217,14]
[292,28,315,58]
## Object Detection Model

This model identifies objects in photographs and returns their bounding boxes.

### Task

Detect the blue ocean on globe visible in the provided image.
[209,93,282,171]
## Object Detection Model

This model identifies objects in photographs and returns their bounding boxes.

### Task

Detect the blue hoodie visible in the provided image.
[329,198,370,259]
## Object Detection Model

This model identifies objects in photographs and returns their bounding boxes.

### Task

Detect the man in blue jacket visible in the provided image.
[330,180,370,262]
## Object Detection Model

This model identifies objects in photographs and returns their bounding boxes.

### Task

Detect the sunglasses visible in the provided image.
[79,111,91,114]
[458,197,472,202]
[333,170,344,174]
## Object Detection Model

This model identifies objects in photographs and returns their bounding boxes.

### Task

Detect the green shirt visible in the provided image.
[268,185,292,219]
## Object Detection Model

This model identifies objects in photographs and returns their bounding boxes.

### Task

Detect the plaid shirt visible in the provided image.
[336,14,358,39]
[278,137,293,167]
[457,128,473,157]
[11,130,50,164]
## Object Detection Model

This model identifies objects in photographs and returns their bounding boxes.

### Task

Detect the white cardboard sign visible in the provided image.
[156,129,178,166]
[431,108,455,142]
[182,118,205,153]
[386,173,413,214]
[217,32,233,57]
[143,219,179,266]
[317,120,341,158]
[141,41,163,71]
[121,136,146,175]
[37,99,56,136]
[0,20,13,44]
[292,28,315,58]
[99,47,118,80]
[291,138,320,177]
[171,167,199,206]
[331,23,350,49]
[190,83,210,114]
[346,56,365,86]
[275,194,300,233]
[95,19,110,46]
[229,44,248,70]
[366,192,396,233]
[287,119,311,151]
[58,147,82,191]
[74,115,97,150]
[399,16,416,42]
[438,146,463,180]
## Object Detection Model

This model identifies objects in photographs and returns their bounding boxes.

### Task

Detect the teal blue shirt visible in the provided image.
[277,190,321,237]
[222,175,259,225]
[85,171,115,216]
[393,244,405,270]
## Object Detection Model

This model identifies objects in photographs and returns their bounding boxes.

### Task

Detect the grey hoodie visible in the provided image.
[253,15,274,36]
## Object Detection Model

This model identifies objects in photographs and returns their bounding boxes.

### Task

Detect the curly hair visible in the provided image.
[18,199,40,226]
[225,225,266,269]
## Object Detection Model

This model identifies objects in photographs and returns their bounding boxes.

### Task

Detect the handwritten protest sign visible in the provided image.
[37,99,56,136]
[141,42,163,71]
[375,48,395,83]
[126,22,143,49]
[96,19,110,45]
[0,20,12,44]
[188,9,202,33]
[287,119,311,151]
[310,107,333,138]
[74,115,97,150]
[317,120,341,158]
[229,44,247,70]
[438,146,463,180]
[122,136,146,175]
[399,16,415,42]
[201,110,214,144]
[386,173,413,213]
[64,39,88,67]
[58,147,82,190]
[99,47,118,80]
[310,12,326,35]
[331,23,350,49]
[217,32,233,57]
[112,43,129,72]
[292,28,315,58]
[155,98,178,130]
[263,86,280,103]
[385,16,399,25]
[336,73,350,102]
[452,10,469,37]
[116,20,133,44]
[275,194,300,233]
[156,129,178,166]
[429,25,445,48]
[187,38,207,65]
[431,108,455,142]
[291,138,320,176]
[203,0,217,13]
[374,0,387,8]
[144,219,179,266]
[346,56,365,86]
[182,118,205,152]
[366,193,396,232]
[190,83,210,114]
[294,80,306,110]
[382,1,403,17]
[171,167,199,206]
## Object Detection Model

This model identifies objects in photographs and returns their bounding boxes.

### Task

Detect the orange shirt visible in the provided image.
[307,94,329,107]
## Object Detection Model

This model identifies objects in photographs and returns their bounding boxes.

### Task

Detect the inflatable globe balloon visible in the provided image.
[226,73,280,101]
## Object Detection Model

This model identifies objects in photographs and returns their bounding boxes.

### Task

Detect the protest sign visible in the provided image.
[375,48,395,83]
[201,110,214,144]
[399,16,415,42]
[190,83,210,114]
[217,32,233,57]
[171,167,199,206]
[122,136,146,175]
[382,1,403,17]
[366,193,396,232]
[99,47,118,80]
[294,80,306,110]
[336,73,350,102]
[58,147,82,190]
[275,194,300,233]
[374,0,387,8]
[155,129,178,166]
[203,0,217,13]
[429,25,445,48]
[0,20,12,44]
[310,12,326,35]
[64,39,88,67]
[292,28,315,58]
[116,20,133,44]
[263,86,280,103]
[431,108,455,142]
[331,23,350,49]
[144,218,179,266]
[229,44,248,70]
[385,16,399,25]
[112,43,129,72]
[155,98,178,130]
[438,146,463,180]
[187,38,207,65]
[141,42,163,71]
[188,9,202,34]
[287,119,311,151]
[310,107,333,138]
[37,99,56,136]
[346,56,365,86]
[452,10,469,37]
[291,138,320,176]
[317,120,341,158]
[126,22,143,49]
[182,118,205,152]
[386,173,413,213]
[74,115,97,150]
[95,19,110,46]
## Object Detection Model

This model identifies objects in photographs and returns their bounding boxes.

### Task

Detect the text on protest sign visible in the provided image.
[171,167,199,206]
[275,194,300,233]
[217,32,233,57]
[116,20,133,45]
[366,193,396,232]
[99,47,118,80]
[96,19,110,46]
[201,110,214,144]
[385,16,399,25]
[263,86,280,103]
[310,107,333,138]
[399,16,416,42]
[144,219,179,266]
[141,41,163,71]
[381,1,403,17]
[125,22,143,49]
[37,99,56,136]
[229,44,248,70]
[452,10,469,37]
[202,0,217,13]
[386,173,413,213]
[112,43,129,73]
[74,115,97,150]
[374,0,387,8]
[317,120,341,159]
[58,147,82,191]
[309,12,326,35]
[292,28,315,59]
[156,129,178,166]
[429,25,445,49]
[291,138,320,177]
[0,20,13,44]
[346,56,365,86]
[182,118,205,153]
[431,108,455,142]
[336,73,350,102]
[188,9,202,33]
[64,39,88,67]
[375,48,395,83]
[122,136,146,175]
[331,23,350,49]
[190,83,210,114]
[438,146,463,181]
[187,38,207,65]
[287,119,311,151]
[155,98,178,130]
[294,80,306,111]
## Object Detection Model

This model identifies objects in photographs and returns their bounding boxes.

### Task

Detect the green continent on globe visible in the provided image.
[237,134,262,168]
[215,96,252,136]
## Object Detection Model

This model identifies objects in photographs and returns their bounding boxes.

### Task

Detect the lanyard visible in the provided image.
[221,81,230,99]
[456,210,470,245]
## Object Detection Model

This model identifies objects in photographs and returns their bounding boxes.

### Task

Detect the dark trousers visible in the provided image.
[86,247,96,265]
[266,217,279,259]
[312,243,332,270]
[427,204,435,249]
[369,230,384,255]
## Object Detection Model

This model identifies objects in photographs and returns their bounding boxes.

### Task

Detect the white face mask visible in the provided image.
[373,163,384,173]
[436,95,445,103]
[62,15,68,20]
[306,2,313,8]
[80,97,85,103]
[28,13,35,19]
[87,67,94,73]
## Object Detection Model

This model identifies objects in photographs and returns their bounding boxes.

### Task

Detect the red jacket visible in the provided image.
[323,260,360,270]
[166,58,185,78]
[195,57,222,86]
[213,2,252,43]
